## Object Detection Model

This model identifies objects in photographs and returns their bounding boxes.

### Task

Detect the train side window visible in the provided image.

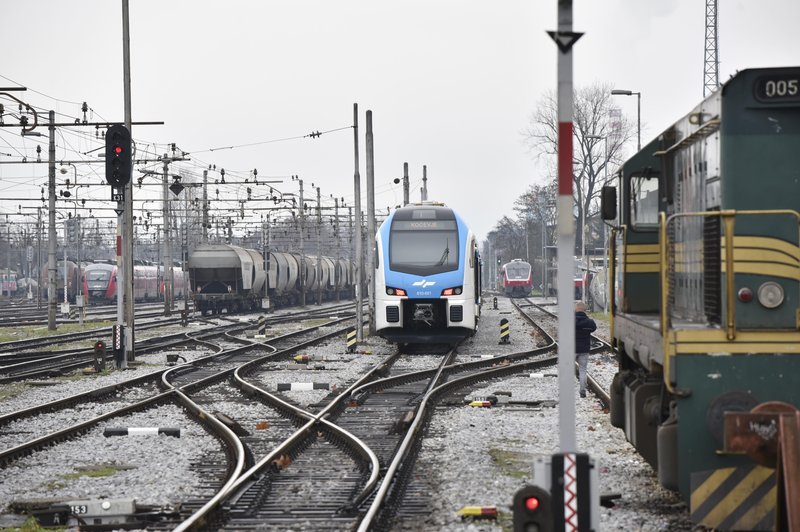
[630,175,659,229]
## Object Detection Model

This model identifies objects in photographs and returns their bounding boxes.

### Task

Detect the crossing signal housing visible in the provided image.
[105,124,132,187]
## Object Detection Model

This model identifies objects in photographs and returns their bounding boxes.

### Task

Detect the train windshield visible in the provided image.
[505,263,530,280]
[389,219,459,275]
[87,270,111,281]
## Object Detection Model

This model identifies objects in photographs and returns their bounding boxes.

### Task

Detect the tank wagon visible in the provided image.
[190,245,267,315]
[374,202,482,344]
[189,243,354,315]
[500,259,533,297]
[601,66,800,530]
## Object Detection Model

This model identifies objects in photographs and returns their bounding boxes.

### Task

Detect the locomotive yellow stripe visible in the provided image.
[731,488,777,531]
[721,261,800,280]
[671,329,800,354]
[625,243,660,254]
[725,248,800,267]
[625,253,659,263]
[731,236,800,261]
[626,264,660,273]
[690,465,775,531]
[690,468,734,509]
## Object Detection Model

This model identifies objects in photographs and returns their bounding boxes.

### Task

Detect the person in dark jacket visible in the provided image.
[575,301,597,398]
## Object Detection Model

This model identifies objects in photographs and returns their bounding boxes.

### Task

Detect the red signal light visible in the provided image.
[525,496,540,511]
[114,145,123,155]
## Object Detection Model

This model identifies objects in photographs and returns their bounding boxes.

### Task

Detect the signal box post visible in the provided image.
[106,124,132,367]
[112,325,126,369]
[513,453,599,531]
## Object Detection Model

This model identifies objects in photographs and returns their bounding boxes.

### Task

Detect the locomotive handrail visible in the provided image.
[608,225,619,349]
[651,117,720,157]
[661,208,800,394]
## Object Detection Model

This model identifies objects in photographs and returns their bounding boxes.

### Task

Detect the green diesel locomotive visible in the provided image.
[602,66,800,531]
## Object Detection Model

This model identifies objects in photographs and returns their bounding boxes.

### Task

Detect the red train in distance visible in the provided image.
[82,262,187,304]
[501,259,533,297]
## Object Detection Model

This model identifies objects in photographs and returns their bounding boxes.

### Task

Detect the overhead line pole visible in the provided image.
[122,0,134,362]
[353,104,363,342]
[366,110,376,334]
[47,111,57,331]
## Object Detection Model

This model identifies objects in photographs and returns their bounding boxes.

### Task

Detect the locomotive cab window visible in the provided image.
[629,175,660,229]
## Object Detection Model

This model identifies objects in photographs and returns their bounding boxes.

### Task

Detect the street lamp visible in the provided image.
[611,89,641,151]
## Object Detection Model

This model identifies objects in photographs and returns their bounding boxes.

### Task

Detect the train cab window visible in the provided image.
[389,219,459,275]
[87,270,111,281]
[630,175,660,228]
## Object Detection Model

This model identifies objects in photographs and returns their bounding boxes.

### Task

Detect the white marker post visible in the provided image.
[547,2,597,531]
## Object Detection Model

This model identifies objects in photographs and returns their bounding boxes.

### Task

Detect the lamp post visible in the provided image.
[611,89,641,151]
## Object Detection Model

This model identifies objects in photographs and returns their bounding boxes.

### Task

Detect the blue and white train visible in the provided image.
[374,202,482,344]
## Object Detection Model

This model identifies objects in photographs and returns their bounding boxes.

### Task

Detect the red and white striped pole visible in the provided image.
[548,0,582,457]
[548,4,586,531]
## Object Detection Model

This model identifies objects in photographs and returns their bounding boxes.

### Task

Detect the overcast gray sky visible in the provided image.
[2,0,800,242]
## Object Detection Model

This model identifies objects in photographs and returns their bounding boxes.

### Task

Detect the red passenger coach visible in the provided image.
[501,259,532,297]
[83,262,188,304]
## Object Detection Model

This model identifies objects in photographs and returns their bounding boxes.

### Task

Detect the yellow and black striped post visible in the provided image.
[258,315,267,335]
[499,318,510,344]
[346,327,358,352]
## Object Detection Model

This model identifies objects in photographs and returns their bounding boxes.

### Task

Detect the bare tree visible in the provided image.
[491,215,526,264]
[513,182,557,261]
[523,82,636,252]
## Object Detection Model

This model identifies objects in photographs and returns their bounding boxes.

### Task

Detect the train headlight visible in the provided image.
[386,287,407,296]
[757,281,784,308]
[441,286,463,296]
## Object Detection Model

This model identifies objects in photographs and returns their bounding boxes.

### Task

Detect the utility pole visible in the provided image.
[365,110,376,334]
[47,110,57,331]
[37,207,42,309]
[316,186,322,305]
[122,0,135,362]
[422,165,428,201]
[334,197,340,302]
[353,103,363,341]
[202,169,209,244]
[261,212,271,297]
[402,162,410,206]
[299,178,305,306]
[162,154,173,316]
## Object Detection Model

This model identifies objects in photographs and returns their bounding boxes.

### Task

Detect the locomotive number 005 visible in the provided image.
[755,75,800,102]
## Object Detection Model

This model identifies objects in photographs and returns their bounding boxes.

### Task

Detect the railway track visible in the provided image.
[0,296,693,530]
